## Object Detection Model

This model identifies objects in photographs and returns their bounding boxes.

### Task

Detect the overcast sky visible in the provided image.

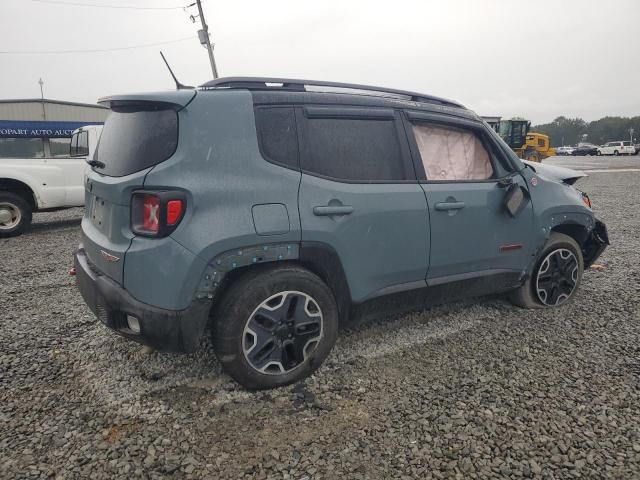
[1,0,638,124]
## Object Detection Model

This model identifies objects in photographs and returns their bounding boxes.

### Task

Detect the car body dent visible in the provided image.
[522,160,587,185]
[74,82,609,360]
[518,164,603,275]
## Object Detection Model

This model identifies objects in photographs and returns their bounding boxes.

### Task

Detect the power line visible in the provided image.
[31,0,190,10]
[0,36,197,54]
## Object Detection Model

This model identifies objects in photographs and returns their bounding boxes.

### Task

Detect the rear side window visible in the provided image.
[298,113,410,182]
[411,124,494,181]
[94,107,178,177]
[0,138,45,158]
[254,106,298,169]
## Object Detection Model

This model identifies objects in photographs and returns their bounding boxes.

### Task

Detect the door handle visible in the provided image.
[434,201,465,211]
[313,205,354,216]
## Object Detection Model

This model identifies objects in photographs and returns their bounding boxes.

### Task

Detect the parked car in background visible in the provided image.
[634,143,640,155]
[0,125,102,237]
[571,144,599,156]
[556,146,575,156]
[597,141,636,156]
[73,77,609,390]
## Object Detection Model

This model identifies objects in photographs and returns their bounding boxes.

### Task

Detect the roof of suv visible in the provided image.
[200,77,479,121]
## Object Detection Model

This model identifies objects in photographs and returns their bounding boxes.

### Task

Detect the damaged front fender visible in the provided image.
[582,220,609,268]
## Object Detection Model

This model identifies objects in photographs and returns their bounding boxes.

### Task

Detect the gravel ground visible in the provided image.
[1,172,639,479]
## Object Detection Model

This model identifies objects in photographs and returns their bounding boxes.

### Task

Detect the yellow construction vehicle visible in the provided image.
[498,118,555,162]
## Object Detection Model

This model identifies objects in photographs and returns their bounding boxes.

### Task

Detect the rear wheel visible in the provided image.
[212,265,338,390]
[0,192,32,238]
[508,233,583,309]
[614,150,619,156]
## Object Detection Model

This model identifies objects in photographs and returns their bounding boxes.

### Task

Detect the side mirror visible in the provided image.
[503,184,530,217]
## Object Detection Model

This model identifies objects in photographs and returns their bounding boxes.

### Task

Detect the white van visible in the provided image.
[0,125,102,237]
[597,141,636,156]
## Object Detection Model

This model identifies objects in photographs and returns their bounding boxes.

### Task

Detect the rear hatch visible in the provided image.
[81,91,195,284]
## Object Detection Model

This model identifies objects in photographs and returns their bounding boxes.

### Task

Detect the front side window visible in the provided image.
[0,138,45,158]
[538,138,545,147]
[411,124,493,181]
[299,114,409,181]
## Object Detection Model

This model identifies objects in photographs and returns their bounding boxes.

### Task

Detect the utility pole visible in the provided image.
[195,0,218,79]
[38,78,46,120]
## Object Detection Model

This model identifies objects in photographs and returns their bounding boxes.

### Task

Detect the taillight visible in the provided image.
[166,199,183,226]
[141,194,160,234]
[131,191,186,237]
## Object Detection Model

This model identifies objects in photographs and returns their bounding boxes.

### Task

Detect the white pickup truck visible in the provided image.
[0,125,102,237]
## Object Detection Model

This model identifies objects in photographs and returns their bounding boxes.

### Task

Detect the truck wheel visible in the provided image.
[613,150,619,156]
[212,264,338,390]
[508,232,583,309]
[524,150,541,162]
[0,192,33,237]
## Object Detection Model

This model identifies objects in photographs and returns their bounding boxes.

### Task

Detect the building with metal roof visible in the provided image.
[0,98,108,159]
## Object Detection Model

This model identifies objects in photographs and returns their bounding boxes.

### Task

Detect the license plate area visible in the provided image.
[91,195,105,228]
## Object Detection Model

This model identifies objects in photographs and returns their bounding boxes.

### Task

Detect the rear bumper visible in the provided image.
[583,219,609,268]
[74,245,211,353]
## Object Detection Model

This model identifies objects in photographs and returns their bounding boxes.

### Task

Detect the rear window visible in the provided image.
[94,106,178,177]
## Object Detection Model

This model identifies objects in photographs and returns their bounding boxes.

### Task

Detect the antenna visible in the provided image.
[159,51,194,90]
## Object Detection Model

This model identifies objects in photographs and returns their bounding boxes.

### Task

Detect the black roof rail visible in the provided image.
[199,77,465,109]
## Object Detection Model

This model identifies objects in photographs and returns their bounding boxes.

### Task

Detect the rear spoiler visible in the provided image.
[98,90,196,111]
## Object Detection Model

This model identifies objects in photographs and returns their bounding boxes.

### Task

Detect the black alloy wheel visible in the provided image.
[535,248,579,306]
[243,291,323,374]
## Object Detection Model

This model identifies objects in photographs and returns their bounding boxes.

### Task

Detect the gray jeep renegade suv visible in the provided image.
[74,77,608,389]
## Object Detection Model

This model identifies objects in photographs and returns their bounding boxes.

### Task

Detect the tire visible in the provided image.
[614,150,619,156]
[0,192,33,238]
[212,264,339,390]
[596,150,601,156]
[508,232,584,309]
[524,150,541,162]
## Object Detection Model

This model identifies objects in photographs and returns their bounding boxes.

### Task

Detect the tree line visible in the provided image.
[532,116,640,147]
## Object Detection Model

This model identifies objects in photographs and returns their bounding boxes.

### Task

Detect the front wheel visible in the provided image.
[0,192,33,238]
[614,150,619,156]
[508,232,584,309]
[524,150,541,162]
[212,265,338,390]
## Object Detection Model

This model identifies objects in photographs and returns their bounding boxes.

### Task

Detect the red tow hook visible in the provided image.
[69,267,76,276]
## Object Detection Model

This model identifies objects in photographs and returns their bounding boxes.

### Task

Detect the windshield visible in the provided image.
[498,121,511,140]
[94,106,178,177]
[498,120,528,148]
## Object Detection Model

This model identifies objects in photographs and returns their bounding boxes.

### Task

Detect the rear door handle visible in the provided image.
[313,205,354,216]
[434,201,465,211]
